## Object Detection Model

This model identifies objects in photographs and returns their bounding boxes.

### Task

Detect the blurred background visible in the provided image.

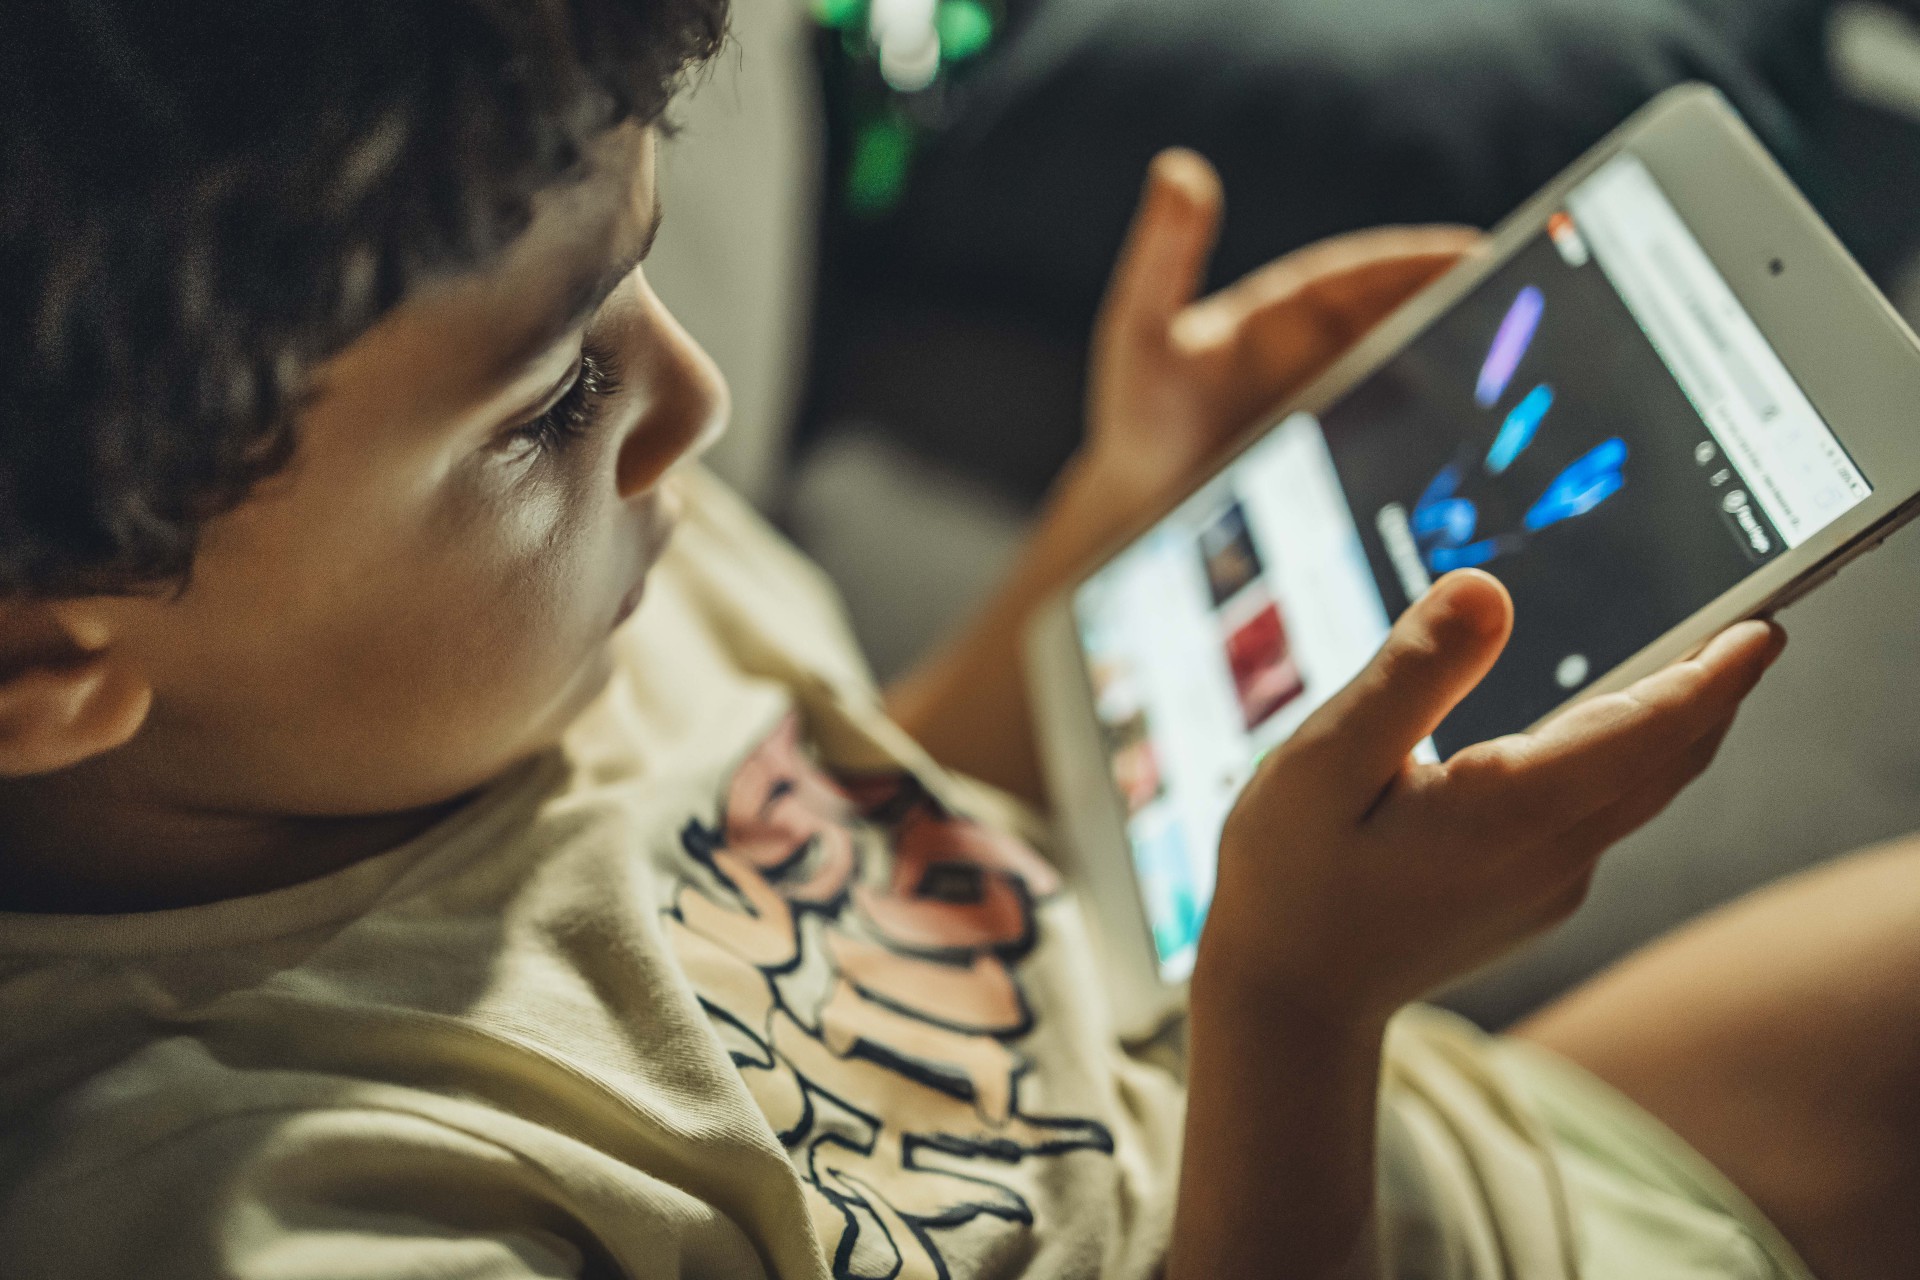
[645,0,1920,1030]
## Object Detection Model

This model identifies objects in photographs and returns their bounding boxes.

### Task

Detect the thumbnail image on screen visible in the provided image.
[1074,154,1871,978]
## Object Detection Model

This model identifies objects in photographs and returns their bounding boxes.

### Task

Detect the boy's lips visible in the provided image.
[611,484,682,629]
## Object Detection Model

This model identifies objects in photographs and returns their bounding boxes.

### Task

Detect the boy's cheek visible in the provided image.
[121,496,626,815]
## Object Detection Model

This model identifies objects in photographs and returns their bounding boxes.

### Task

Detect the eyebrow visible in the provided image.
[557,191,665,333]
[498,191,665,383]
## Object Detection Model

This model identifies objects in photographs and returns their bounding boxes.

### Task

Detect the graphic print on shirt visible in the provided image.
[665,716,1114,1280]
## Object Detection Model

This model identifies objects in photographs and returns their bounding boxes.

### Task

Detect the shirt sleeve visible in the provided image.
[0,1104,773,1280]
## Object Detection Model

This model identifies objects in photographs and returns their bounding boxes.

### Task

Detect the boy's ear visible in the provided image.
[0,602,152,777]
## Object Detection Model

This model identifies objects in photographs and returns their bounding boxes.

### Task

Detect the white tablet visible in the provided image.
[1027,85,1920,1039]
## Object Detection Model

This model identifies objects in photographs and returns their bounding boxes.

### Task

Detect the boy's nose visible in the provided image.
[616,275,730,501]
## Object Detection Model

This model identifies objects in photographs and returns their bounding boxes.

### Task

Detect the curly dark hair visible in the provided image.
[0,0,728,598]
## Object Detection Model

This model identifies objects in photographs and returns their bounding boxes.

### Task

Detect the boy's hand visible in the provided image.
[899,153,1469,809]
[1084,149,1480,509]
[1201,569,1786,1028]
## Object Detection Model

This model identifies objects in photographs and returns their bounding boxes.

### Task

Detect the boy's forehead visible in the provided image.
[316,125,659,432]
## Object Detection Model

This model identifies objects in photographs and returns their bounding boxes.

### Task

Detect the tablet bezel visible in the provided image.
[1028,84,1920,1040]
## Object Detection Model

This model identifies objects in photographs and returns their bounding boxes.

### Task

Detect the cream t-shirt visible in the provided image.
[0,471,1580,1279]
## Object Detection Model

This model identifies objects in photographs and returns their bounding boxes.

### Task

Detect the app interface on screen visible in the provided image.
[1075,153,1871,979]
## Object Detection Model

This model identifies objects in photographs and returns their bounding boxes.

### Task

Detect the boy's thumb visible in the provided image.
[1098,149,1223,344]
[1293,570,1512,800]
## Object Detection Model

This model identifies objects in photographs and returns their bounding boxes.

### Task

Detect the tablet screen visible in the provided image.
[1072,153,1872,979]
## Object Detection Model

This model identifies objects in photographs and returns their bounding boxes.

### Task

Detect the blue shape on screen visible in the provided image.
[1487,384,1553,475]
[1416,463,1463,510]
[1476,286,1544,408]
[1132,818,1204,967]
[1428,539,1503,571]
[1411,496,1479,549]
[1525,437,1627,531]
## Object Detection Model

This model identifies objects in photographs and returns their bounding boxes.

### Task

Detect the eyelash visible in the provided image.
[513,339,623,455]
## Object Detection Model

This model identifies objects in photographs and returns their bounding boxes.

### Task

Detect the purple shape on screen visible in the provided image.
[1476,286,1544,408]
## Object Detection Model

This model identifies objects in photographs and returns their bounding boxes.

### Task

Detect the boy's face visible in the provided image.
[71,124,726,818]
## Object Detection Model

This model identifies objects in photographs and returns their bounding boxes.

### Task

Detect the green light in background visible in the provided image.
[815,0,865,29]
[936,0,994,61]
[846,114,915,217]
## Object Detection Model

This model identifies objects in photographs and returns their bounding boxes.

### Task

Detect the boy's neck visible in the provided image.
[0,771,460,914]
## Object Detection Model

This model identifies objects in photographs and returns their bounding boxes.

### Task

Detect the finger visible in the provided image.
[1511,715,1734,937]
[1281,570,1513,809]
[1176,229,1481,424]
[1178,225,1481,356]
[1455,621,1783,839]
[1529,871,1597,934]
[1294,228,1485,317]
[1542,712,1738,875]
[1096,149,1224,350]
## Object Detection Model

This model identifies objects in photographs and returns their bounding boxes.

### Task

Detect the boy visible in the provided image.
[0,4,1914,1278]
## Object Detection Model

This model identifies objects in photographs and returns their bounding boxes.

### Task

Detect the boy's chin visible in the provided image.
[409,618,635,814]
[543,636,628,742]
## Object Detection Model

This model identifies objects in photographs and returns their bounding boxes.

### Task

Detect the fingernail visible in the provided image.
[1428,570,1508,639]
[1152,149,1219,206]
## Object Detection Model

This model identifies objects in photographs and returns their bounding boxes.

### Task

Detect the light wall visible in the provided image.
[644,0,823,509]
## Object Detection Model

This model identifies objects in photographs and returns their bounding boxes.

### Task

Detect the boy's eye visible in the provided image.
[507,340,622,456]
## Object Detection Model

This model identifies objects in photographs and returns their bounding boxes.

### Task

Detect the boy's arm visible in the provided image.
[886,151,1476,805]
[883,446,1151,809]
